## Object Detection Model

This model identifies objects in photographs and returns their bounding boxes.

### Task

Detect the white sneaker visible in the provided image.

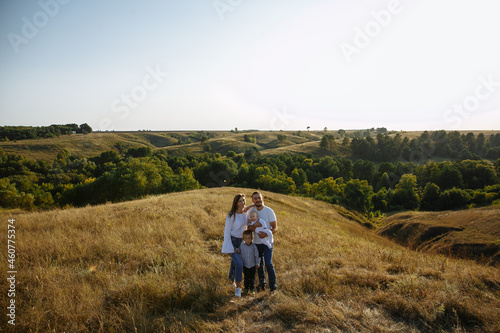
[235,287,242,297]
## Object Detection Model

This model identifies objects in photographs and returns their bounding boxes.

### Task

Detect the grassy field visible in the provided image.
[1,187,498,332]
[378,207,500,264]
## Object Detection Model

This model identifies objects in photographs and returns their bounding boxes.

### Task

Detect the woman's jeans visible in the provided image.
[228,236,243,283]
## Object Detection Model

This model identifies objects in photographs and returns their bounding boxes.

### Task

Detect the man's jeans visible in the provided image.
[256,243,277,291]
[228,236,243,283]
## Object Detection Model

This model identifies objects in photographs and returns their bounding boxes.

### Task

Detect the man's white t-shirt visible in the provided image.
[249,206,276,245]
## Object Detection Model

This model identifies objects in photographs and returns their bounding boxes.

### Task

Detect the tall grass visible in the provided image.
[0,187,498,332]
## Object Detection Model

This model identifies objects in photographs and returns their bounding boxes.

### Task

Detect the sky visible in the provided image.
[1,0,499,131]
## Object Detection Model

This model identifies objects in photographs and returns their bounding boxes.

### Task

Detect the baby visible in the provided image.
[248,211,273,249]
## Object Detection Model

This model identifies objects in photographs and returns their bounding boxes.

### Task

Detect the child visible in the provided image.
[248,211,273,249]
[239,230,260,295]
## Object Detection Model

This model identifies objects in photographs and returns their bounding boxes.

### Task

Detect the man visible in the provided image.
[247,191,277,292]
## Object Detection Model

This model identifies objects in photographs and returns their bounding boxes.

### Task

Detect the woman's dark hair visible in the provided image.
[228,193,245,218]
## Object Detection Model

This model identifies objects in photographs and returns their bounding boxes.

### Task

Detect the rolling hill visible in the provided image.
[2,129,499,161]
[1,187,498,332]
[0,130,326,160]
[378,206,500,264]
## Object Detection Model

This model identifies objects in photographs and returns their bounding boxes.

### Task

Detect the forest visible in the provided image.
[0,123,93,141]
[326,129,500,161]
[1,129,500,214]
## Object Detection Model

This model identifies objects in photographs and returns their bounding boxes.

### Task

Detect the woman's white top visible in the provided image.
[221,212,248,253]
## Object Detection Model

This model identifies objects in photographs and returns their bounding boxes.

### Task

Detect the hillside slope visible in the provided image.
[378,206,500,264]
[1,188,499,332]
[0,132,157,160]
[0,130,325,160]
[2,129,499,161]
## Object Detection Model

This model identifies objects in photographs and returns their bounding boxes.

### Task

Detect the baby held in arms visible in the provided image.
[248,211,273,249]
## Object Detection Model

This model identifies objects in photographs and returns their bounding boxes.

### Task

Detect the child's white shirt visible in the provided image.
[249,218,273,249]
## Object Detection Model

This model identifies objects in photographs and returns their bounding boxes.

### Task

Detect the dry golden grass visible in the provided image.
[379,207,500,263]
[0,187,499,332]
[162,131,320,157]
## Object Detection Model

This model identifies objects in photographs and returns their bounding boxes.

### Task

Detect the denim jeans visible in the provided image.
[256,243,276,291]
[228,236,243,283]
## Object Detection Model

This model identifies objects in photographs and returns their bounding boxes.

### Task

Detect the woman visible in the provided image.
[221,193,249,297]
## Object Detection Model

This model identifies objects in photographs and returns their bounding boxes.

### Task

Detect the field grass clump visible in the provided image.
[1,187,499,332]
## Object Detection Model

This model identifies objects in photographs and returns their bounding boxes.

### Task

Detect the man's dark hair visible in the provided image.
[252,191,262,198]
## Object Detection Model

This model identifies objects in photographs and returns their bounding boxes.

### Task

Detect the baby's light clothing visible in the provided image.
[249,218,273,249]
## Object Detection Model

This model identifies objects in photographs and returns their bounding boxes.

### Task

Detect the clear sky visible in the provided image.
[1,0,499,131]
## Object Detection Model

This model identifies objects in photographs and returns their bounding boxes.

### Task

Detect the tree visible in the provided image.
[494,158,500,177]
[456,160,496,189]
[420,182,440,211]
[256,173,296,194]
[350,136,375,159]
[244,147,260,161]
[79,123,92,134]
[353,159,376,184]
[343,179,373,212]
[391,174,419,210]
[194,158,237,187]
[291,168,307,187]
[342,137,349,147]
[126,147,153,158]
[371,187,389,212]
[434,164,463,189]
[439,188,471,210]
[244,134,256,143]
[306,177,344,199]
[339,159,353,180]
[320,134,336,151]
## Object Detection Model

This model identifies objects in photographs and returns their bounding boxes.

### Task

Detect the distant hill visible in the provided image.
[378,206,500,264]
[0,130,326,160]
[2,129,499,161]
[1,187,498,332]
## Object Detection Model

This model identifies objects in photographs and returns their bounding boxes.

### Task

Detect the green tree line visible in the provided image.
[346,130,500,162]
[1,145,499,213]
[0,123,92,141]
